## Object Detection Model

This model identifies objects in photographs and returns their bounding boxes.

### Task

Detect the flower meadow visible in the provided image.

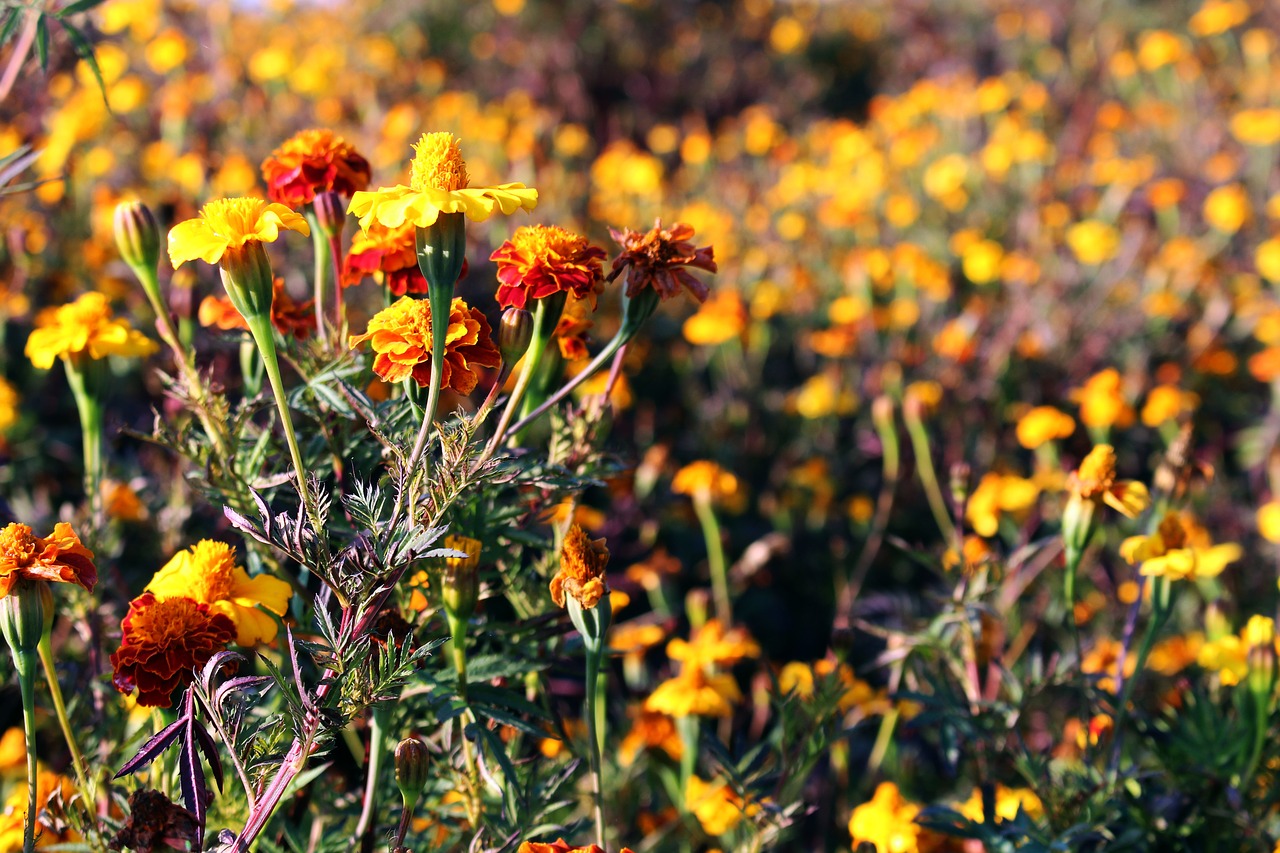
[8,0,1280,851]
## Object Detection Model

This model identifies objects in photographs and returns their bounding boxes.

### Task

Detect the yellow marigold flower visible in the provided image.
[25,292,158,370]
[672,460,739,504]
[957,784,1044,823]
[644,667,742,718]
[965,472,1040,538]
[261,128,371,206]
[682,289,748,346]
[666,619,761,669]
[146,540,291,646]
[778,661,816,698]
[1065,220,1120,265]
[0,770,77,849]
[1068,444,1150,518]
[348,295,500,393]
[1231,107,1280,146]
[1119,512,1240,581]
[685,775,761,837]
[1140,384,1198,427]
[618,709,683,764]
[1016,406,1076,449]
[1198,633,1248,685]
[167,197,310,268]
[0,377,17,433]
[348,131,537,230]
[1204,183,1250,233]
[1258,500,1280,543]
[0,727,24,773]
[1137,30,1186,71]
[1191,0,1250,36]
[550,524,609,610]
[1072,367,1134,430]
[848,781,924,853]
[0,522,97,599]
[961,239,1004,284]
[1256,237,1280,284]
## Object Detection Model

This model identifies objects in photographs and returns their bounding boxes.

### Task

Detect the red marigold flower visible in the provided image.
[609,219,716,302]
[490,225,606,310]
[341,221,427,296]
[555,295,596,361]
[348,296,500,393]
[0,522,97,599]
[110,593,234,708]
[261,128,372,207]
[197,279,317,340]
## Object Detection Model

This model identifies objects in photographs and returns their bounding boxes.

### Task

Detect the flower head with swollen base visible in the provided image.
[0,522,96,599]
[550,524,610,610]
[261,128,371,207]
[25,293,158,370]
[348,296,500,393]
[347,131,538,231]
[167,198,310,268]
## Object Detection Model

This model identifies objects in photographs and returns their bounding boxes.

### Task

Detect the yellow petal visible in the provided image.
[229,567,292,616]
[168,218,230,267]
[1103,481,1149,518]
[1194,543,1242,579]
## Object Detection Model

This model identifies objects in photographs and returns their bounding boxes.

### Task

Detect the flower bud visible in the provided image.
[0,578,52,659]
[498,307,533,365]
[949,461,971,510]
[114,201,161,274]
[415,213,466,295]
[394,737,430,809]
[439,535,482,622]
[218,241,276,321]
[312,191,346,241]
[1246,615,1277,701]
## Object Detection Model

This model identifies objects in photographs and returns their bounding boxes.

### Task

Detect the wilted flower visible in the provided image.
[349,295,500,392]
[25,292,158,370]
[348,131,537,230]
[491,224,606,310]
[609,220,717,302]
[0,522,97,599]
[145,540,292,646]
[110,593,235,707]
[550,524,609,610]
[261,128,371,206]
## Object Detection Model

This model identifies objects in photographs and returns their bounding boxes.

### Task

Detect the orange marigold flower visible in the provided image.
[1068,444,1150,518]
[666,619,761,669]
[644,667,742,718]
[348,295,500,393]
[341,221,427,296]
[515,840,634,853]
[25,292,158,370]
[609,219,717,302]
[110,593,234,707]
[198,278,317,340]
[619,709,683,764]
[555,295,597,361]
[0,522,97,598]
[491,225,606,310]
[550,524,610,609]
[672,460,739,503]
[261,128,371,206]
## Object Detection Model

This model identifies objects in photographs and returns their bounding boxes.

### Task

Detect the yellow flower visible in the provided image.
[1137,30,1186,71]
[666,619,761,670]
[1190,0,1250,37]
[0,728,24,774]
[961,239,1004,284]
[1257,237,1280,283]
[549,524,609,610]
[1119,512,1240,581]
[682,289,747,346]
[1072,368,1134,430]
[966,472,1040,538]
[146,540,292,646]
[1068,444,1150,518]
[957,784,1044,823]
[685,775,761,837]
[25,292,158,370]
[1203,183,1250,234]
[644,667,742,718]
[1016,406,1076,449]
[1140,385,1198,427]
[848,782,923,853]
[1198,633,1248,685]
[1231,107,1280,146]
[348,131,537,230]
[1259,500,1280,543]
[0,377,17,433]
[672,460,739,504]
[167,197,310,268]
[1065,220,1120,265]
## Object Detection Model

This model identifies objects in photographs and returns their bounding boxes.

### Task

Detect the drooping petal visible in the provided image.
[168,218,231,267]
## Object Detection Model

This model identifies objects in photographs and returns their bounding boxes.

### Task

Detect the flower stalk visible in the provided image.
[568,595,611,848]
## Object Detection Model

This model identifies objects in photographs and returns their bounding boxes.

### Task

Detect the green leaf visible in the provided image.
[0,10,19,46]
[58,0,108,16]
[57,19,107,105]
[34,14,48,70]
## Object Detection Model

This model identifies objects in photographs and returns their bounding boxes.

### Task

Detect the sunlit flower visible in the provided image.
[666,619,761,669]
[609,220,717,302]
[1230,107,1280,146]
[672,460,739,503]
[1120,512,1240,581]
[1198,633,1248,686]
[550,524,609,610]
[1191,0,1250,37]
[348,131,537,230]
[645,667,742,718]
[341,221,426,296]
[491,224,606,310]
[1203,183,1250,233]
[515,839,633,853]
[348,295,500,392]
[683,289,748,346]
[25,292,158,370]
[1016,406,1076,449]
[261,128,371,206]
[0,377,17,433]
[1067,444,1149,518]
[956,785,1044,823]
[554,295,596,361]
[1258,500,1280,543]
[146,540,292,646]
[168,197,310,268]
[618,710,683,764]
[685,775,761,837]
[1072,368,1134,430]
[198,278,317,340]
[0,522,97,599]
[965,472,1040,538]
[848,782,925,853]
[111,593,235,707]
[1140,385,1198,427]
[0,770,76,849]
[1065,220,1120,265]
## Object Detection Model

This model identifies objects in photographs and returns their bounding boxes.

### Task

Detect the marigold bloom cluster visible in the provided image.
[0,522,97,598]
[261,128,371,206]
[25,292,158,370]
[341,221,427,295]
[110,593,235,707]
[199,279,317,340]
[348,295,500,393]
[550,524,610,610]
[491,225,606,310]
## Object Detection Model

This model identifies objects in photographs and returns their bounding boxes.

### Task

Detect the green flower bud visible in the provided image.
[219,241,276,322]
[415,213,466,295]
[394,737,430,809]
[114,201,161,274]
[0,578,52,662]
[498,307,534,365]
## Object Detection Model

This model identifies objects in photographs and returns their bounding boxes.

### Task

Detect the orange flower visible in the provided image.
[618,710,683,764]
[609,220,717,302]
[672,460,739,503]
[0,522,97,599]
[348,296,500,393]
[666,619,761,669]
[198,278,317,340]
[515,840,634,853]
[554,295,597,361]
[550,524,610,609]
[644,667,742,717]
[491,224,606,310]
[341,221,427,296]
[110,593,234,707]
[1068,444,1149,518]
[261,128,371,206]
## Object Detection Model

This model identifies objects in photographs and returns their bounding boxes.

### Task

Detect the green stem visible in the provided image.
[352,706,387,845]
[1108,577,1170,782]
[12,649,38,853]
[902,410,957,543]
[64,360,103,533]
[306,210,330,349]
[584,643,606,848]
[36,638,92,815]
[482,296,559,460]
[693,496,731,624]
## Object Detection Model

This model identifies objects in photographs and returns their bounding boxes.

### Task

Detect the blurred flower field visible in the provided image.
[5,0,1280,850]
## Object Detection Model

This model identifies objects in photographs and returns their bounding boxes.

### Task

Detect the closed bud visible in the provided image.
[219,241,276,321]
[114,200,161,273]
[312,191,346,241]
[498,307,533,365]
[0,578,52,662]
[439,535,482,622]
[1246,615,1277,701]
[415,213,466,294]
[394,737,429,809]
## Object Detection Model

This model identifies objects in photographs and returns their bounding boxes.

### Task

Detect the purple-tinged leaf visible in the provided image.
[192,722,224,793]
[115,718,184,779]
[200,651,246,693]
[213,675,272,709]
[223,506,269,545]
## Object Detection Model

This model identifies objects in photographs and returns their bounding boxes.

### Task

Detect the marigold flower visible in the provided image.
[672,460,739,503]
[348,295,500,393]
[0,522,97,599]
[145,540,292,646]
[683,289,748,346]
[644,667,741,718]
[965,472,1040,538]
[609,220,717,302]
[0,770,77,849]
[261,128,371,206]
[1068,444,1149,518]
[348,131,537,230]
[491,224,606,310]
[1016,406,1076,449]
[550,524,609,610]
[1231,107,1280,146]
[1140,384,1198,427]
[515,840,633,853]
[167,197,310,268]
[0,377,17,434]
[1191,0,1250,37]
[25,292,158,370]
[1065,220,1120,266]
[1198,632,1248,686]
[1071,368,1134,430]
[198,278,317,340]
[666,619,760,669]
[848,782,925,853]
[341,221,426,295]
[554,295,597,361]
[618,710,683,764]
[956,785,1044,824]
[1119,512,1240,581]
[111,593,235,707]
[685,775,761,837]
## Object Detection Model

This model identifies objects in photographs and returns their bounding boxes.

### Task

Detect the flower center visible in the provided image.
[201,198,267,241]
[409,132,469,193]
[0,523,40,567]
[1075,445,1117,496]
[1156,513,1188,551]
[511,225,585,262]
[133,597,208,644]
[185,540,237,602]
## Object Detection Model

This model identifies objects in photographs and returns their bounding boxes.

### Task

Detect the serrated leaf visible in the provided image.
[115,718,185,778]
